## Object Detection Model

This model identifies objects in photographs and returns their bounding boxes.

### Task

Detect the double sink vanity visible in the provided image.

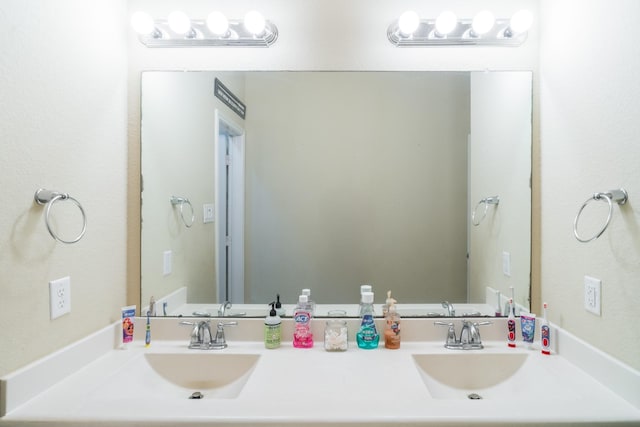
[1,316,639,426]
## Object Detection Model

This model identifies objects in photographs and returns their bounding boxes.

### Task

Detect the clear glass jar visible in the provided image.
[324,319,348,352]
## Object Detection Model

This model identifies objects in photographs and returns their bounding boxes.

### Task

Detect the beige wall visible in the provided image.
[0,0,128,376]
[539,0,640,370]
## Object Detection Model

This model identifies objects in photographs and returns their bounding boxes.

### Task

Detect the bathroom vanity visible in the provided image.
[1,318,639,426]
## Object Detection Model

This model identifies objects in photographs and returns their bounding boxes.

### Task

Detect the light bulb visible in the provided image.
[398,10,420,35]
[207,11,229,35]
[244,10,266,35]
[168,10,191,35]
[131,11,155,35]
[435,11,457,36]
[472,10,495,36]
[509,9,533,34]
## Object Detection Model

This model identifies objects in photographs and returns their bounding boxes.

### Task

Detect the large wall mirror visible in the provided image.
[140,70,532,317]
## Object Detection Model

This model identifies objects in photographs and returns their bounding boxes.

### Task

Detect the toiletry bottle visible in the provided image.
[382,290,394,318]
[359,284,372,316]
[301,288,316,316]
[293,295,313,348]
[384,299,401,349]
[264,302,282,349]
[494,291,502,317]
[507,298,516,348]
[357,291,379,349]
[275,294,286,317]
[540,302,551,355]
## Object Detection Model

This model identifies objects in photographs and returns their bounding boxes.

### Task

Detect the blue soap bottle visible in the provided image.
[356,291,379,349]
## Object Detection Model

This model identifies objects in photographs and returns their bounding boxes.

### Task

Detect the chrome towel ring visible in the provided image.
[472,196,500,226]
[34,188,87,244]
[171,196,195,228]
[573,188,628,243]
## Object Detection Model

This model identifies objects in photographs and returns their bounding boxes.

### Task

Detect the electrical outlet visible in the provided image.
[502,251,511,277]
[584,276,601,316]
[49,276,71,319]
[203,203,214,223]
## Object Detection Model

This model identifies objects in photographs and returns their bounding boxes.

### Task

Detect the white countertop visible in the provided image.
[2,318,640,426]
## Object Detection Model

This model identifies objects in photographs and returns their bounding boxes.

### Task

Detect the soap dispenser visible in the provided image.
[293,295,313,348]
[384,297,401,349]
[264,302,282,349]
[356,291,379,349]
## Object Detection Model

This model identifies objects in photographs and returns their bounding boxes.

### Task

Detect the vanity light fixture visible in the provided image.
[387,9,532,47]
[131,10,278,47]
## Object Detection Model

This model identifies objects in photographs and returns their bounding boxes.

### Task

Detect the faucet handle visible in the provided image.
[212,321,238,349]
[434,321,457,346]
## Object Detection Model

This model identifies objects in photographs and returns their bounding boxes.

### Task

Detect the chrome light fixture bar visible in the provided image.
[133,11,278,48]
[388,10,532,47]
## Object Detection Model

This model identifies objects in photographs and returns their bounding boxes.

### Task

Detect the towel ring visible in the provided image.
[171,196,195,228]
[472,196,500,226]
[34,189,87,244]
[573,188,628,243]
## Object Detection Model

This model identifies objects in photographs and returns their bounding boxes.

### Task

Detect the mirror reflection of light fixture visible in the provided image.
[388,9,532,47]
[132,10,278,47]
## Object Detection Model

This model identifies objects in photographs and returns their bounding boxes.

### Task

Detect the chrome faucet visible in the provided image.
[180,320,237,349]
[218,301,232,316]
[435,319,491,350]
[441,301,455,316]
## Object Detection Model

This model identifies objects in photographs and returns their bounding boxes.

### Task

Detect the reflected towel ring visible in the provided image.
[171,196,195,228]
[573,188,628,243]
[472,196,499,226]
[34,188,87,244]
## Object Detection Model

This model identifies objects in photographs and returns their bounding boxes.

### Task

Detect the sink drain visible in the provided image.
[189,391,204,399]
[467,393,483,400]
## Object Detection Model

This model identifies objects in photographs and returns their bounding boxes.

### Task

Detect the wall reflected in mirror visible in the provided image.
[140,71,531,317]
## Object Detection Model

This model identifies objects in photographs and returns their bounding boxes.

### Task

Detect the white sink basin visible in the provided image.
[413,353,530,399]
[143,353,260,399]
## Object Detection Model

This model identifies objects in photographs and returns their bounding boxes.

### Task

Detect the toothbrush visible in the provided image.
[145,311,151,347]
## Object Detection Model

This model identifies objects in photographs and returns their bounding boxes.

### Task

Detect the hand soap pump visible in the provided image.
[265,302,282,349]
[384,296,401,349]
[293,294,313,348]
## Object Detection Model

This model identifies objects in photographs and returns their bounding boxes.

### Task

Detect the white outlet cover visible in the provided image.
[203,203,214,223]
[584,275,601,316]
[502,251,511,277]
[49,276,71,319]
